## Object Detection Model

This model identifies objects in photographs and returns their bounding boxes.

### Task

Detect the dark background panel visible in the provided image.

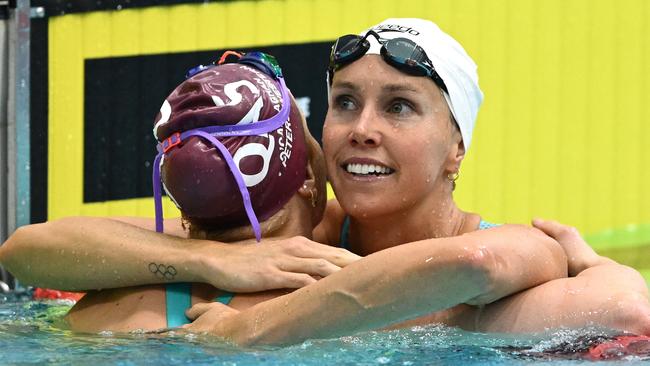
[30,18,48,224]
[83,42,331,203]
[31,0,229,17]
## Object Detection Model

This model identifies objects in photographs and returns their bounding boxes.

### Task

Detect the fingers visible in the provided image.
[532,218,580,240]
[282,237,361,267]
[280,257,342,278]
[186,302,228,321]
[270,271,317,289]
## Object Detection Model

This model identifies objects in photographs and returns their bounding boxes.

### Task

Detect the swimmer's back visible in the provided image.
[65,284,290,333]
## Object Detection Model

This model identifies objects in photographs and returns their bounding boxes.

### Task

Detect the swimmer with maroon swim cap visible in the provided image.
[59,52,334,332]
[151,52,321,242]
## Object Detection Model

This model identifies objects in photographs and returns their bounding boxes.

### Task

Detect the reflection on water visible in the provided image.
[0,291,647,365]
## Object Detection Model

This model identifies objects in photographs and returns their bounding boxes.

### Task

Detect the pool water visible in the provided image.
[1,291,647,365]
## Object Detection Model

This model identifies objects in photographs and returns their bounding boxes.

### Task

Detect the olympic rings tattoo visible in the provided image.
[148,262,177,280]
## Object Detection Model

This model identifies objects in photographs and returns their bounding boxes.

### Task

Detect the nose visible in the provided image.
[348,107,382,148]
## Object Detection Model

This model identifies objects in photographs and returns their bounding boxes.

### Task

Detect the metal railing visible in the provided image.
[0,0,31,292]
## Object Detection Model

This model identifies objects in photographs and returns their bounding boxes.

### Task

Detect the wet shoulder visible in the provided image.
[313,199,347,246]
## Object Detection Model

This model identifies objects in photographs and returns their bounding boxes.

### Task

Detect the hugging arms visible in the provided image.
[2,210,649,345]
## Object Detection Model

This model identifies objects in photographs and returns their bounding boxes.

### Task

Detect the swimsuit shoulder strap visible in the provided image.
[214,291,234,305]
[339,215,351,250]
[166,285,235,328]
[478,219,500,230]
[165,283,192,327]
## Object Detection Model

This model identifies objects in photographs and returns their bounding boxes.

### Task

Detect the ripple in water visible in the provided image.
[1,291,648,365]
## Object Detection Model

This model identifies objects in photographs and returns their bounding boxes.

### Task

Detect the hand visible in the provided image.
[183,302,239,334]
[197,236,361,292]
[532,218,614,276]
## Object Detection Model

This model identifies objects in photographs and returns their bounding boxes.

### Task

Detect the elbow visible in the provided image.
[1,225,31,268]
[528,225,568,279]
[607,290,650,335]
[455,244,502,303]
[543,237,568,279]
[0,223,47,284]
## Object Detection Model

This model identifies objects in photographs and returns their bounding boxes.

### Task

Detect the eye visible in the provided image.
[334,95,357,111]
[387,99,414,115]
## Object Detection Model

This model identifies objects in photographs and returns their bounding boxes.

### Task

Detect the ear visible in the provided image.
[298,163,317,201]
[445,130,465,174]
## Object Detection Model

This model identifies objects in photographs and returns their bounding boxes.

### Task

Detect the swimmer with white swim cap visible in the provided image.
[183,18,650,344]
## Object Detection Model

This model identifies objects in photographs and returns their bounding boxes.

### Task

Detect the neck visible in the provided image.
[189,195,313,243]
[348,190,477,256]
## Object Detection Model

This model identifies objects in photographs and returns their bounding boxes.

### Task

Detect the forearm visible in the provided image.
[205,238,495,345]
[477,264,650,334]
[462,224,568,305]
[191,227,566,345]
[0,217,212,291]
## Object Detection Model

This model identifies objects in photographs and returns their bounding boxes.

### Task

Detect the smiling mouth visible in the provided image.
[343,163,395,177]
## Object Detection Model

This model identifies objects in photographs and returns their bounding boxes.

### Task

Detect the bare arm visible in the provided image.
[186,224,567,345]
[475,220,650,334]
[0,216,359,292]
[476,264,650,334]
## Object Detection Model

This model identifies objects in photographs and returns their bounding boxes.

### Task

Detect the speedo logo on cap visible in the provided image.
[372,24,420,36]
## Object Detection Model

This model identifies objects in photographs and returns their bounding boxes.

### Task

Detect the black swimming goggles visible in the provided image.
[328,30,448,93]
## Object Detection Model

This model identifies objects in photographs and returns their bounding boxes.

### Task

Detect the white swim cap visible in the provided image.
[347,18,484,150]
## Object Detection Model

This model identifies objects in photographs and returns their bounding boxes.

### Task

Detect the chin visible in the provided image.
[338,194,396,221]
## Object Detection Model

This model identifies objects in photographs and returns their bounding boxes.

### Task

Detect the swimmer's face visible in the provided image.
[323,55,464,219]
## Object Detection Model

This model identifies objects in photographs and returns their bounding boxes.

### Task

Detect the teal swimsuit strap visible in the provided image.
[340,216,351,250]
[215,292,235,305]
[478,219,499,230]
[165,283,192,328]
[165,284,235,328]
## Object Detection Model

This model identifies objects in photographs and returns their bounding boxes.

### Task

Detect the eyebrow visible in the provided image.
[330,81,359,92]
[382,83,419,93]
[331,81,419,94]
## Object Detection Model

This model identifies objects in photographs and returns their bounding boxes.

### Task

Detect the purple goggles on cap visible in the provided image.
[152,51,290,242]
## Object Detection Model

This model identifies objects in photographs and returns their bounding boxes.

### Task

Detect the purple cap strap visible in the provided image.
[152,77,291,242]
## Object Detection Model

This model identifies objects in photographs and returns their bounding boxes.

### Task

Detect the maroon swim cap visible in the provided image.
[153,63,307,230]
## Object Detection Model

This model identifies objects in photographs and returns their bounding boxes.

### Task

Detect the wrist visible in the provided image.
[185,239,229,286]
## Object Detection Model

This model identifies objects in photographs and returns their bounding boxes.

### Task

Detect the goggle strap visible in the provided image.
[153,152,165,233]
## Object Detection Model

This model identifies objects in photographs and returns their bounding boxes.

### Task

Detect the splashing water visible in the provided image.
[1,291,647,365]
